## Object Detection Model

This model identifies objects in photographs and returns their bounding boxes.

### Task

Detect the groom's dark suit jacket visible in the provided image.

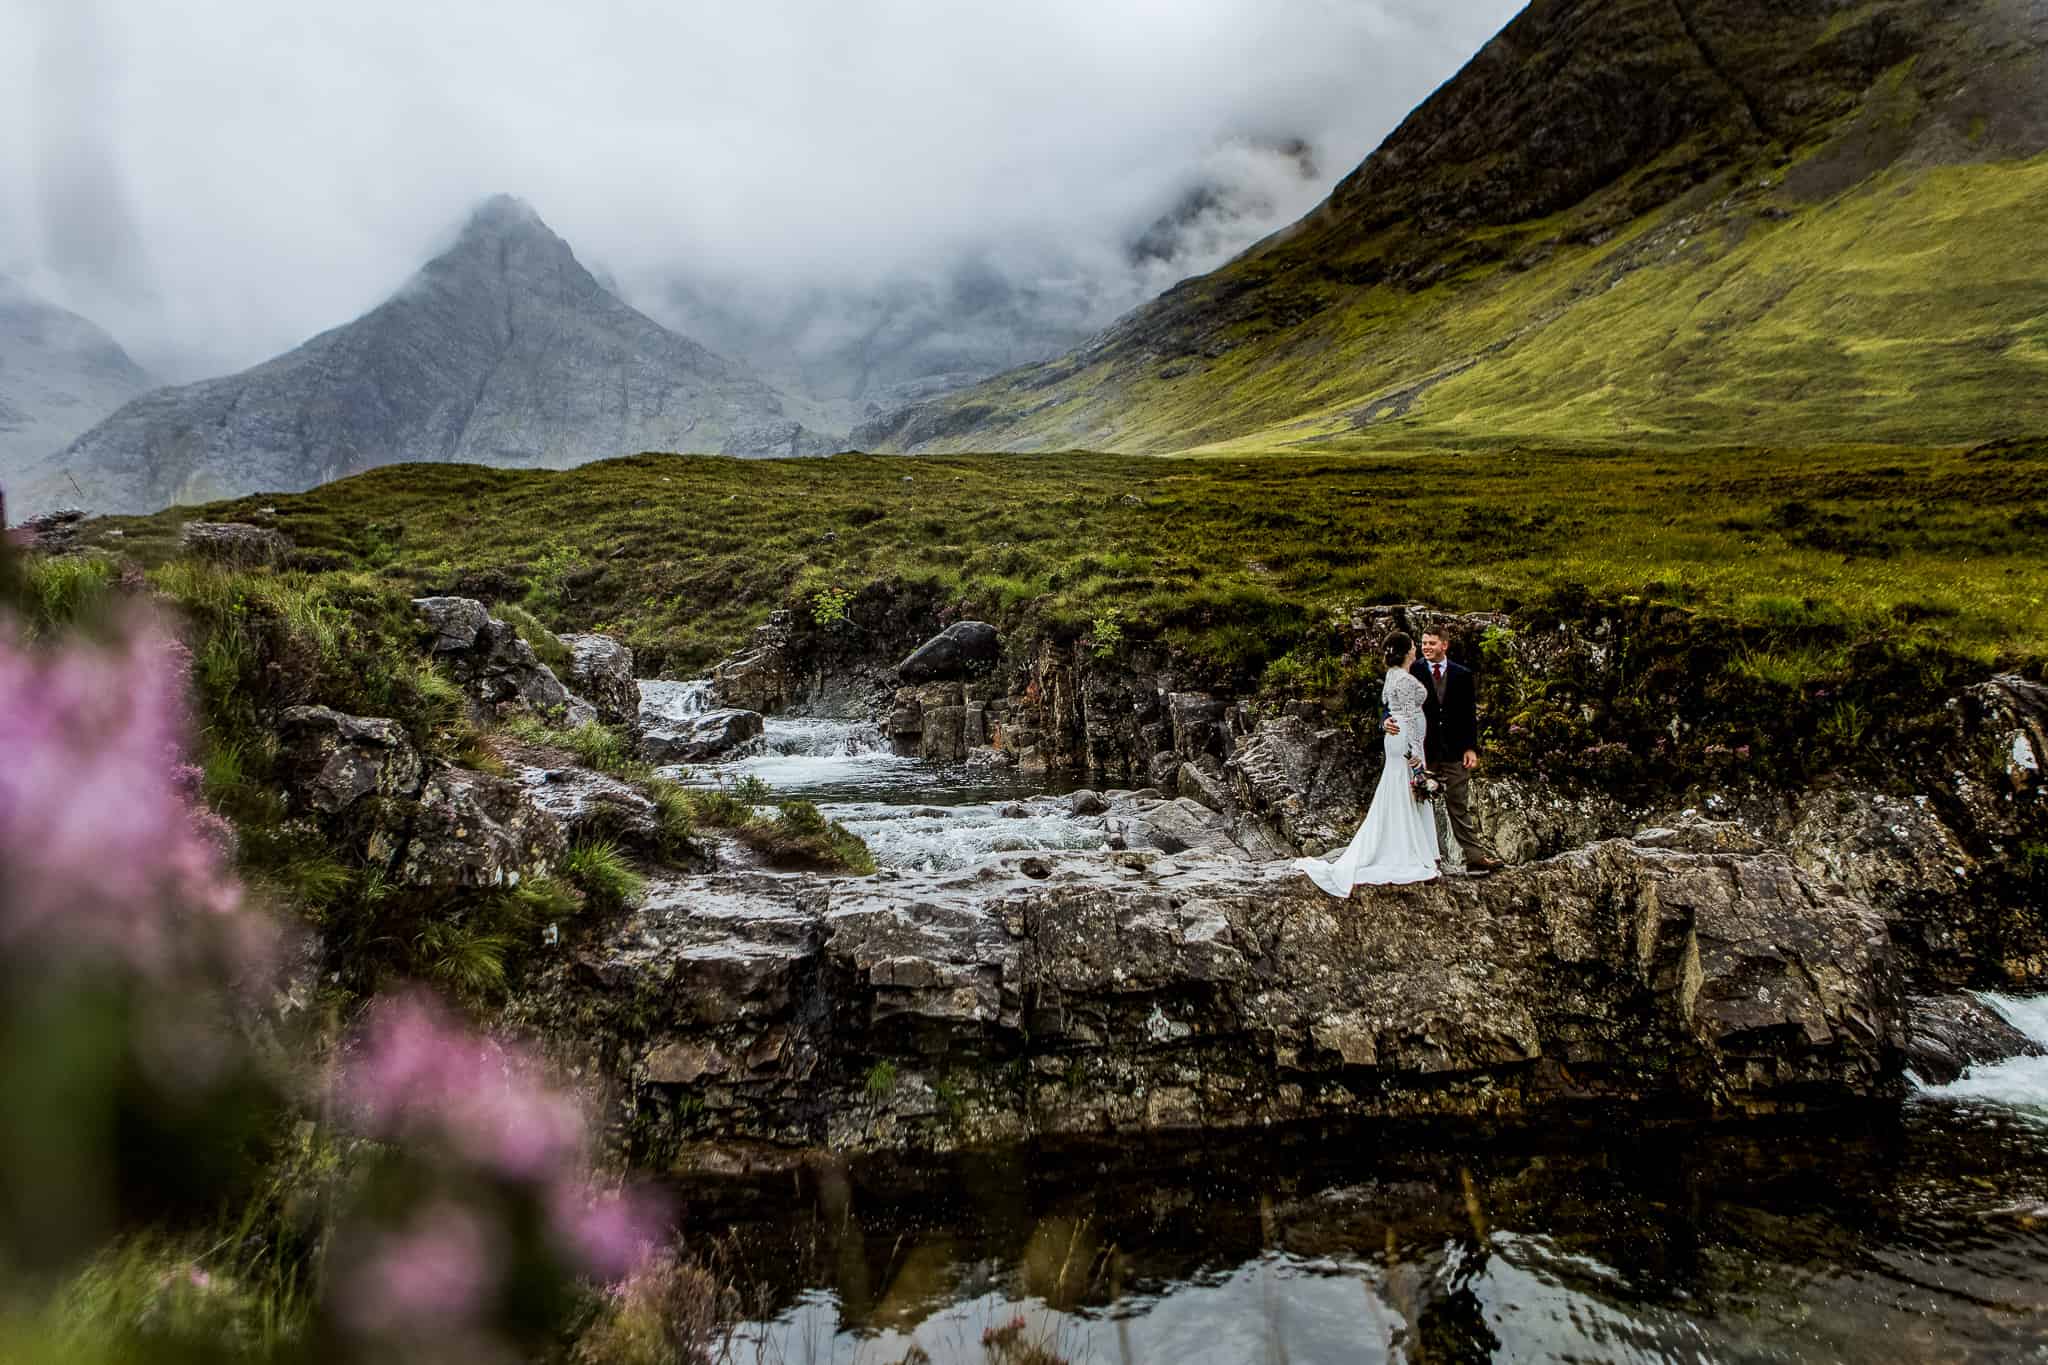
[1410,658,1479,765]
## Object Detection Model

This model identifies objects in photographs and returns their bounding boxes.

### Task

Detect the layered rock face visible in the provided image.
[687,590,2048,985]
[520,839,1904,1156]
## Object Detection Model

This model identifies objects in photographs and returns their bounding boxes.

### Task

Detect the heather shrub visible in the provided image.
[0,586,674,1363]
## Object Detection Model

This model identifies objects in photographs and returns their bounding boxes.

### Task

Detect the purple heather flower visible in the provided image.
[339,993,586,1182]
[549,1183,671,1282]
[335,1201,497,1339]
[0,614,260,978]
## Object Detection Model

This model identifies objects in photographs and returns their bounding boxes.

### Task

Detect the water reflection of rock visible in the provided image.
[687,1108,2048,1363]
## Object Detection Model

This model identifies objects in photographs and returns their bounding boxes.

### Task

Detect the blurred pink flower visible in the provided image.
[339,993,586,1182]
[336,1200,497,1339]
[549,1184,671,1282]
[0,614,260,978]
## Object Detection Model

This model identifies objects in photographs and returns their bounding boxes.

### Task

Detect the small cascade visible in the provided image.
[638,678,716,722]
[677,714,922,797]
[640,677,1102,869]
[751,716,892,759]
[1914,992,2048,1112]
[831,799,1109,873]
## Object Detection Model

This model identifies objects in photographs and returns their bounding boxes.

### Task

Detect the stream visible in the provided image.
[643,681,1098,873]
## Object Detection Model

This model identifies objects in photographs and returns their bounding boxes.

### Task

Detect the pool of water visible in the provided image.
[674,995,2048,1363]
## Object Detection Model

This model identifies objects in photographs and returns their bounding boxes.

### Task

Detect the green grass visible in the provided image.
[492,601,571,671]
[73,440,2044,683]
[564,839,646,914]
[500,714,646,777]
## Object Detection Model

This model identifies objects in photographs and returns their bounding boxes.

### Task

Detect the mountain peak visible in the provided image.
[440,193,570,260]
[464,193,548,237]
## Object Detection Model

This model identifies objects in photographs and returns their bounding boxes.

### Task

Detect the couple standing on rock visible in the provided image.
[1298,627,1504,894]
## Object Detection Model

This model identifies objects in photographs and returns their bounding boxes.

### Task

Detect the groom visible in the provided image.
[1387,628,1503,876]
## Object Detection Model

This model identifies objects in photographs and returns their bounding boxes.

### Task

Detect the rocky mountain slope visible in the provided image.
[0,277,152,517]
[857,0,2048,453]
[28,196,839,516]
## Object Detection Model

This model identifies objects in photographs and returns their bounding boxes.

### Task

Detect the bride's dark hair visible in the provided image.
[1383,631,1415,667]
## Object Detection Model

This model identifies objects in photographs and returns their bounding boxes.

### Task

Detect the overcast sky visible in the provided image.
[1,0,1525,381]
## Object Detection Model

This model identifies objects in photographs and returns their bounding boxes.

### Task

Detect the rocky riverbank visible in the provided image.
[167,552,2043,1159]
[513,833,1907,1160]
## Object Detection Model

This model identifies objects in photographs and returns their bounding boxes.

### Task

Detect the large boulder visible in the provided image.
[180,520,291,567]
[515,764,661,850]
[1127,796,1240,855]
[12,508,87,553]
[897,621,1000,684]
[640,708,765,764]
[1225,716,1370,853]
[517,838,1906,1154]
[277,705,423,814]
[556,633,638,727]
[398,768,566,888]
[412,596,571,719]
[711,611,798,713]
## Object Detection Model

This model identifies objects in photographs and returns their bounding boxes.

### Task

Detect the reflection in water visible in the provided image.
[668,999,2048,1363]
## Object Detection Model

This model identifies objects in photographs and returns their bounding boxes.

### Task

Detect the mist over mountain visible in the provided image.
[0,276,151,513]
[23,198,835,517]
[0,0,1524,391]
[649,136,1328,430]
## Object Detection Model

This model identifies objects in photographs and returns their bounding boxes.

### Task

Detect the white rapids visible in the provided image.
[1914,992,2048,1115]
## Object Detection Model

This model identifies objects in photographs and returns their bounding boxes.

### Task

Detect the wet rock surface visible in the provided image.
[1905,993,2046,1086]
[640,707,766,763]
[556,633,638,727]
[712,612,800,714]
[516,764,662,851]
[519,836,1905,1156]
[1224,716,1370,855]
[398,767,566,888]
[898,621,1000,684]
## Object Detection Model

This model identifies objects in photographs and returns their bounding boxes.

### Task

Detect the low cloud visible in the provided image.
[1,0,1525,383]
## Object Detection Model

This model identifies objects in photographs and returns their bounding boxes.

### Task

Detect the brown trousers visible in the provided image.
[1428,759,1498,866]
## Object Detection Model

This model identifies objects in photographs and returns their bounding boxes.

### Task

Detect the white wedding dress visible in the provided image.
[1296,666,1442,893]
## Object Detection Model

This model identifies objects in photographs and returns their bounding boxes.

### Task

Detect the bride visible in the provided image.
[1296,632,1441,893]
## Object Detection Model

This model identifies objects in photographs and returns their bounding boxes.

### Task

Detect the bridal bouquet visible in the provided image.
[1410,769,1443,804]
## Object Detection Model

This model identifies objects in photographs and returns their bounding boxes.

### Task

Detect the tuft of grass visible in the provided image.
[499,713,646,777]
[22,554,119,638]
[556,721,643,776]
[415,919,515,1001]
[743,800,877,875]
[864,1059,898,1100]
[564,839,646,914]
[645,778,700,864]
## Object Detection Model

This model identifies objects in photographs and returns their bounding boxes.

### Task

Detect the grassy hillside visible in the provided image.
[858,0,2048,454]
[80,441,2048,684]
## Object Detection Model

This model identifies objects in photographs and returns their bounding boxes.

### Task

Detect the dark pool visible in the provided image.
[670,999,2048,1364]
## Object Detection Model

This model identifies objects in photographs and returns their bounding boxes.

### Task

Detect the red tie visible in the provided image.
[1433,664,1443,685]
